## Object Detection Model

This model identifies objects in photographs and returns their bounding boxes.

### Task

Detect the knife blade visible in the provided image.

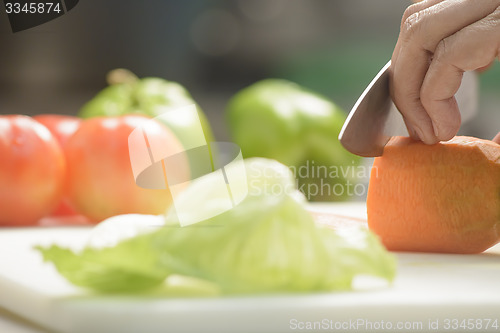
[338,60,478,157]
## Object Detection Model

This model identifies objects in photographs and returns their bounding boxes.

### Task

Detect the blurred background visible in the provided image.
[0,0,498,141]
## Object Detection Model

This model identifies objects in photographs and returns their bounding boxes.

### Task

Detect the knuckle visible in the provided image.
[419,88,433,110]
[488,5,500,31]
[401,4,420,27]
[434,35,474,70]
[433,39,450,62]
[401,11,424,40]
[484,5,500,27]
[493,4,500,18]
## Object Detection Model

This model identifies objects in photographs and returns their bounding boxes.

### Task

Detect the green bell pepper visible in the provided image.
[79,70,214,150]
[226,79,361,201]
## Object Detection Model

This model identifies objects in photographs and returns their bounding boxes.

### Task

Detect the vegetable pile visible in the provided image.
[1,72,364,226]
[0,73,213,225]
[37,158,396,294]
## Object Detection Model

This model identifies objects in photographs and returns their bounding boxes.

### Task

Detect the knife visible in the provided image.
[338,60,478,157]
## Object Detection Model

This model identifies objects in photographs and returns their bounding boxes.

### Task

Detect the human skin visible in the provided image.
[391,0,500,144]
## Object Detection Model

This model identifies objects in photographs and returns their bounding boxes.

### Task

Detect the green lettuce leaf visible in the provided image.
[37,158,396,294]
[36,233,168,293]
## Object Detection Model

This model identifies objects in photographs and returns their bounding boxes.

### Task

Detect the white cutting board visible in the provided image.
[1,202,500,333]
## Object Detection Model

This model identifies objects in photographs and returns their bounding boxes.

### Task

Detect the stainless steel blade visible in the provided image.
[338,61,392,157]
[338,60,478,157]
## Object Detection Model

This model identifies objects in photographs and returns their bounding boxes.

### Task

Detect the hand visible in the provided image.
[390,0,500,144]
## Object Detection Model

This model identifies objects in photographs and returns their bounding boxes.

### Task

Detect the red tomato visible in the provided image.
[33,114,81,217]
[0,115,65,226]
[65,115,188,222]
[33,115,80,148]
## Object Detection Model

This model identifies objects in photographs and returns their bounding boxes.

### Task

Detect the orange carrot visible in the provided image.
[367,136,500,254]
